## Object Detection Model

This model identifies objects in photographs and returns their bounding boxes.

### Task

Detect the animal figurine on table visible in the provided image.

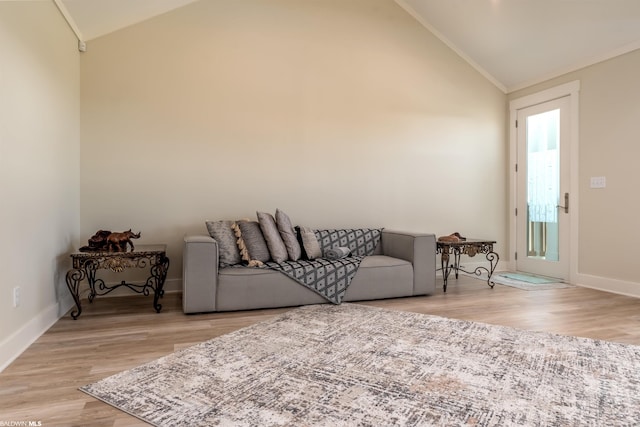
[106,229,141,252]
[437,232,467,243]
[79,229,141,252]
[79,230,112,252]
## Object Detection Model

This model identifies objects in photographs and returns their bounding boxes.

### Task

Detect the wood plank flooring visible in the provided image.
[2,276,640,426]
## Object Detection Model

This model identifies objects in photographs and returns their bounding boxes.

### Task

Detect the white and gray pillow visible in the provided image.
[205,220,242,267]
[257,211,288,263]
[275,209,302,261]
[234,220,271,266]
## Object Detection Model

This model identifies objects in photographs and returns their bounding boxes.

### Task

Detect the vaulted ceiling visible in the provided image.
[58,0,640,93]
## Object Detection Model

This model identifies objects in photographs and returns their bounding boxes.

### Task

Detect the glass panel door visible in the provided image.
[526,109,559,262]
[516,96,570,280]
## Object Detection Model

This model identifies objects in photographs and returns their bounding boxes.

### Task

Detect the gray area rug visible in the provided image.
[81,304,640,426]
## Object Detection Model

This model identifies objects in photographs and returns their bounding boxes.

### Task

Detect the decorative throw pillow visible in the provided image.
[233,220,271,267]
[205,220,242,267]
[275,209,302,261]
[257,211,288,263]
[296,226,322,260]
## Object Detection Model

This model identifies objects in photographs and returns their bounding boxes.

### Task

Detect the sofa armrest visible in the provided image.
[381,230,436,295]
[183,235,219,313]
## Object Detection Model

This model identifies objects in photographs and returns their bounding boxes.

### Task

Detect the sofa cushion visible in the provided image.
[216,255,414,310]
[275,209,302,261]
[217,267,327,311]
[233,221,271,267]
[345,255,414,300]
[257,211,288,263]
[205,220,242,267]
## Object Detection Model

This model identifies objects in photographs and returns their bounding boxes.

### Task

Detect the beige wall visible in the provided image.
[0,1,81,369]
[509,49,640,291]
[80,0,507,283]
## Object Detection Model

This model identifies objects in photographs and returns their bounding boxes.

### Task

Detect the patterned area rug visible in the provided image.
[81,304,640,426]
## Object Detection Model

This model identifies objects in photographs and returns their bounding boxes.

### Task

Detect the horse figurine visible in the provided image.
[106,229,141,252]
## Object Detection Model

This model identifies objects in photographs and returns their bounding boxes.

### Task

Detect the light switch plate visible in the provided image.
[590,176,606,188]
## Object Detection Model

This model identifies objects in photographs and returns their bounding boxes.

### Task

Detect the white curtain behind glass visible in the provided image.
[527,110,559,223]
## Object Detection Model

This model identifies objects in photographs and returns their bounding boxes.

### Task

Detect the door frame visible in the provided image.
[508,80,580,284]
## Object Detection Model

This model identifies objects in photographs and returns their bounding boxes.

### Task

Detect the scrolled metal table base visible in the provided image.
[65,245,169,319]
[436,240,499,292]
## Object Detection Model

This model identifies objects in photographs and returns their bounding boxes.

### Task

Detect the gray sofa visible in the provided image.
[182,230,436,313]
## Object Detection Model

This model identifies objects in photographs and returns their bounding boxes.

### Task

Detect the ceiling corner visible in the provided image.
[394,0,507,93]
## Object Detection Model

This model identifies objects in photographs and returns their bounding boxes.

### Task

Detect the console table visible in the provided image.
[65,245,170,319]
[436,239,499,292]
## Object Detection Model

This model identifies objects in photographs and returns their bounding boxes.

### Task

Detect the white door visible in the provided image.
[515,96,571,280]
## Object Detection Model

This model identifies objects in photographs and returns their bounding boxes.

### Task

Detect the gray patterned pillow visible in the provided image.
[235,220,271,265]
[205,220,242,267]
[257,212,288,263]
[275,209,302,261]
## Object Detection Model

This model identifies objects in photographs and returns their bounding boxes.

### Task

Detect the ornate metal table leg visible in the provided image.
[147,255,170,313]
[486,251,500,288]
[65,268,85,320]
[441,250,451,292]
[84,259,100,303]
[453,247,462,279]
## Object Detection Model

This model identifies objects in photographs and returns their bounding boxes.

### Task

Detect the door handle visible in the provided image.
[556,192,569,214]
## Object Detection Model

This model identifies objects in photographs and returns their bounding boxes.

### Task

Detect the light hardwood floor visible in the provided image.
[2,276,640,426]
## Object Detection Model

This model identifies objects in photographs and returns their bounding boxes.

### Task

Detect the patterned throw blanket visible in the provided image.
[263,229,382,304]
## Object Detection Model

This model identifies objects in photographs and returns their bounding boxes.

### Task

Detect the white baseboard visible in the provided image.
[575,273,640,298]
[438,262,640,299]
[163,278,182,293]
[0,278,182,373]
[0,295,73,373]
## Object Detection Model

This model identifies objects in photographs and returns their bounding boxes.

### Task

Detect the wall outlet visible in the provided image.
[590,176,606,188]
[13,286,20,308]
